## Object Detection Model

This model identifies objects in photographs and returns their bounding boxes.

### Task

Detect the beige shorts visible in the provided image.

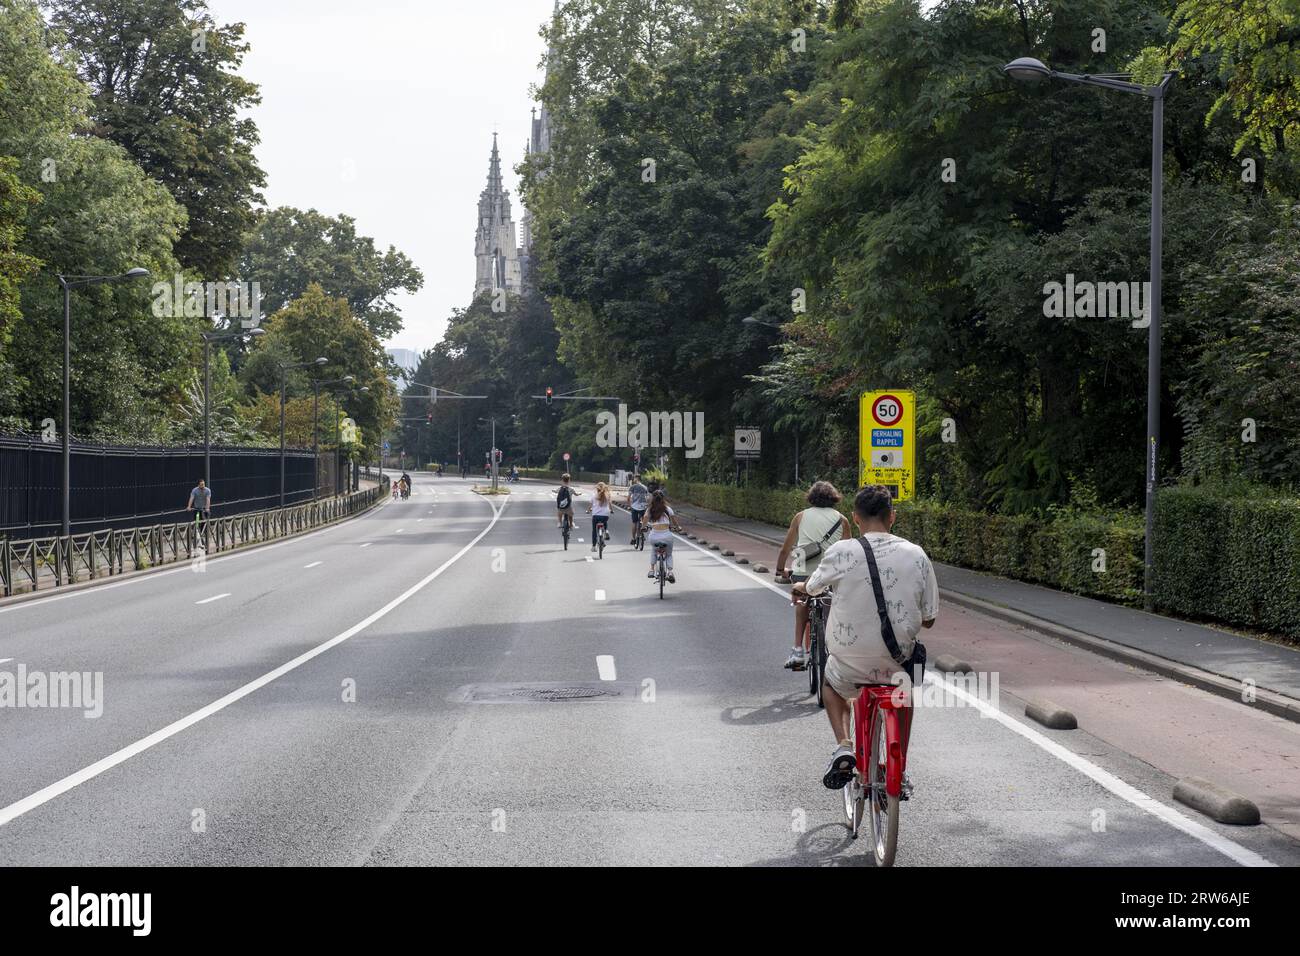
[823,655,908,703]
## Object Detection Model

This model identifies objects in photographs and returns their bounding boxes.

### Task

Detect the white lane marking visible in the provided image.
[0,507,368,616]
[585,556,594,564]
[360,542,371,548]
[594,589,606,601]
[673,533,1276,868]
[195,593,230,605]
[597,655,617,680]
[395,529,404,534]
[929,672,1274,867]
[0,658,12,664]
[417,518,424,523]
[303,561,322,569]
[0,493,507,829]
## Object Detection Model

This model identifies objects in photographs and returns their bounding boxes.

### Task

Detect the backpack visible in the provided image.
[557,486,572,509]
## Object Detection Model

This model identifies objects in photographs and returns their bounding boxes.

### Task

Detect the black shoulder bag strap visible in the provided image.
[857,535,914,680]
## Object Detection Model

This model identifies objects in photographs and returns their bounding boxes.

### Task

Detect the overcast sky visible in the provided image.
[208,0,550,356]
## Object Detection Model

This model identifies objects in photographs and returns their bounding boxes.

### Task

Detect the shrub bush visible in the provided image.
[666,480,1298,635]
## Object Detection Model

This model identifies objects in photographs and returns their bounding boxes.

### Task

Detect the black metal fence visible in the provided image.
[1,479,389,597]
[0,433,317,538]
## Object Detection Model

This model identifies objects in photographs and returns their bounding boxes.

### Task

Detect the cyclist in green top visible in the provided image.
[775,481,851,670]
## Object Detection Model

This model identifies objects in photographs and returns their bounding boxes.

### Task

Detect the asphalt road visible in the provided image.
[0,474,1295,866]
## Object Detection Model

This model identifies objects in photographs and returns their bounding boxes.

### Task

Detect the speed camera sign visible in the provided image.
[734,427,761,460]
[860,390,915,500]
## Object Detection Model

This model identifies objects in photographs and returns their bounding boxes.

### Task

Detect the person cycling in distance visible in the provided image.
[625,473,649,544]
[555,473,581,529]
[400,472,411,498]
[776,481,852,670]
[587,481,613,551]
[642,490,684,581]
[791,485,938,792]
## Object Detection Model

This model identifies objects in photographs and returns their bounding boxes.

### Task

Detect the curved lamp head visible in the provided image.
[314,357,328,366]
[246,327,266,338]
[1003,57,1052,82]
[122,267,151,280]
[342,375,355,384]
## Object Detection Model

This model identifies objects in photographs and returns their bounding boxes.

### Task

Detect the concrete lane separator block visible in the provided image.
[1173,777,1261,826]
[753,564,769,573]
[709,543,721,551]
[933,654,974,674]
[736,556,749,565]
[722,549,735,556]
[1025,699,1077,730]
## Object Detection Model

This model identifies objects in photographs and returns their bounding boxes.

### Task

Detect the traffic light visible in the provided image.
[495,449,502,464]
[426,412,432,425]
[545,386,553,406]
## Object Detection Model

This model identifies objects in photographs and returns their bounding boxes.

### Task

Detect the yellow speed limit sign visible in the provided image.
[860,390,915,501]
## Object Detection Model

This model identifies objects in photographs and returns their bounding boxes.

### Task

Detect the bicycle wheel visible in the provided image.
[807,618,819,698]
[868,709,900,866]
[598,527,605,559]
[659,560,665,599]
[562,520,569,550]
[814,619,828,709]
[842,704,865,838]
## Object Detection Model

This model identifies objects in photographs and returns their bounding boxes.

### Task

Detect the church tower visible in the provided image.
[474,133,523,297]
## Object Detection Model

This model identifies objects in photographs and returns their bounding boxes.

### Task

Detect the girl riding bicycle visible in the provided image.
[642,490,684,581]
[587,482,613,551]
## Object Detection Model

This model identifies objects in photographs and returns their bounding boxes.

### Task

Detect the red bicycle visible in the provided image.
[842,683,912,866]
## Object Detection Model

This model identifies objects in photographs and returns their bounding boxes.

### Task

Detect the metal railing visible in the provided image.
[1,478,389,598]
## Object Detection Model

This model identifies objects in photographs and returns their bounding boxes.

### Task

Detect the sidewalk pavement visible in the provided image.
[659,497,1300,723]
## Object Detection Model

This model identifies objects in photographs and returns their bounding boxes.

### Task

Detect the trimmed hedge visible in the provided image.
[1155,488,1300,637]
[666,480,1299,637]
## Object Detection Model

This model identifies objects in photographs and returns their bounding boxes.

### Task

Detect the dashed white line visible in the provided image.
[596,655,617,681]
[360,543,371,548]
[594,589,606,601]
[303,561,322,569]
[195,593,230,605]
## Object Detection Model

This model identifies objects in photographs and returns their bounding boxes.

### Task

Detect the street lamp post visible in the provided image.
[201,323,264,493]
[1003,57,1173,610]
[55,267,150,537]
[279,357,328,507]
[310,374,354,500]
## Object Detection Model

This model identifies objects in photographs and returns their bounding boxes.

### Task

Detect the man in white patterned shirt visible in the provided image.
[792,485,938,790]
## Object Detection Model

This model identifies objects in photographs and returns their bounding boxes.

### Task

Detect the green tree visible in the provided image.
[49,0,267,278]
[239,207,424,341]
[240,284,396,460]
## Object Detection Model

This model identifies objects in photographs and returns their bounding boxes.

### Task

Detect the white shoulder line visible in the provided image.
[672,533,1275,868]
[0,492,507,829]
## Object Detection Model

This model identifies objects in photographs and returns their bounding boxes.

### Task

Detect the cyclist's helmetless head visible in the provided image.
[561,473,571,483]
[853,485,895,529]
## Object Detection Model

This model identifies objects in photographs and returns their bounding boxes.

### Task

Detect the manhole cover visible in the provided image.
[453,681,638,704]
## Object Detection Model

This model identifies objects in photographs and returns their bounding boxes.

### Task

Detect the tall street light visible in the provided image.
[55,267,150,536]
[279,357,328,507]
[201,322,265,493]
[1003,56,1174,610]
[311,374,354,499]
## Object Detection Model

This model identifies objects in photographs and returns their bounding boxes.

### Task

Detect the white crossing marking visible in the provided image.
[195,593,230,605]
[595,589,606,601]
[304,561,322,569]
[596,655,617,681]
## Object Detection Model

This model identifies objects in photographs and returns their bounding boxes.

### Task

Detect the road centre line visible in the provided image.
[597,655,617,680]
[195,593,230,605]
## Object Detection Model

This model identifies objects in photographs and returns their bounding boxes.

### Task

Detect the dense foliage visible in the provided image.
[526,0,1300,514]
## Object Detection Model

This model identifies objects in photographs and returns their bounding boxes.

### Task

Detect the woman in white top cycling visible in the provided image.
[642,490,684,581]
[587,481,613,551]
